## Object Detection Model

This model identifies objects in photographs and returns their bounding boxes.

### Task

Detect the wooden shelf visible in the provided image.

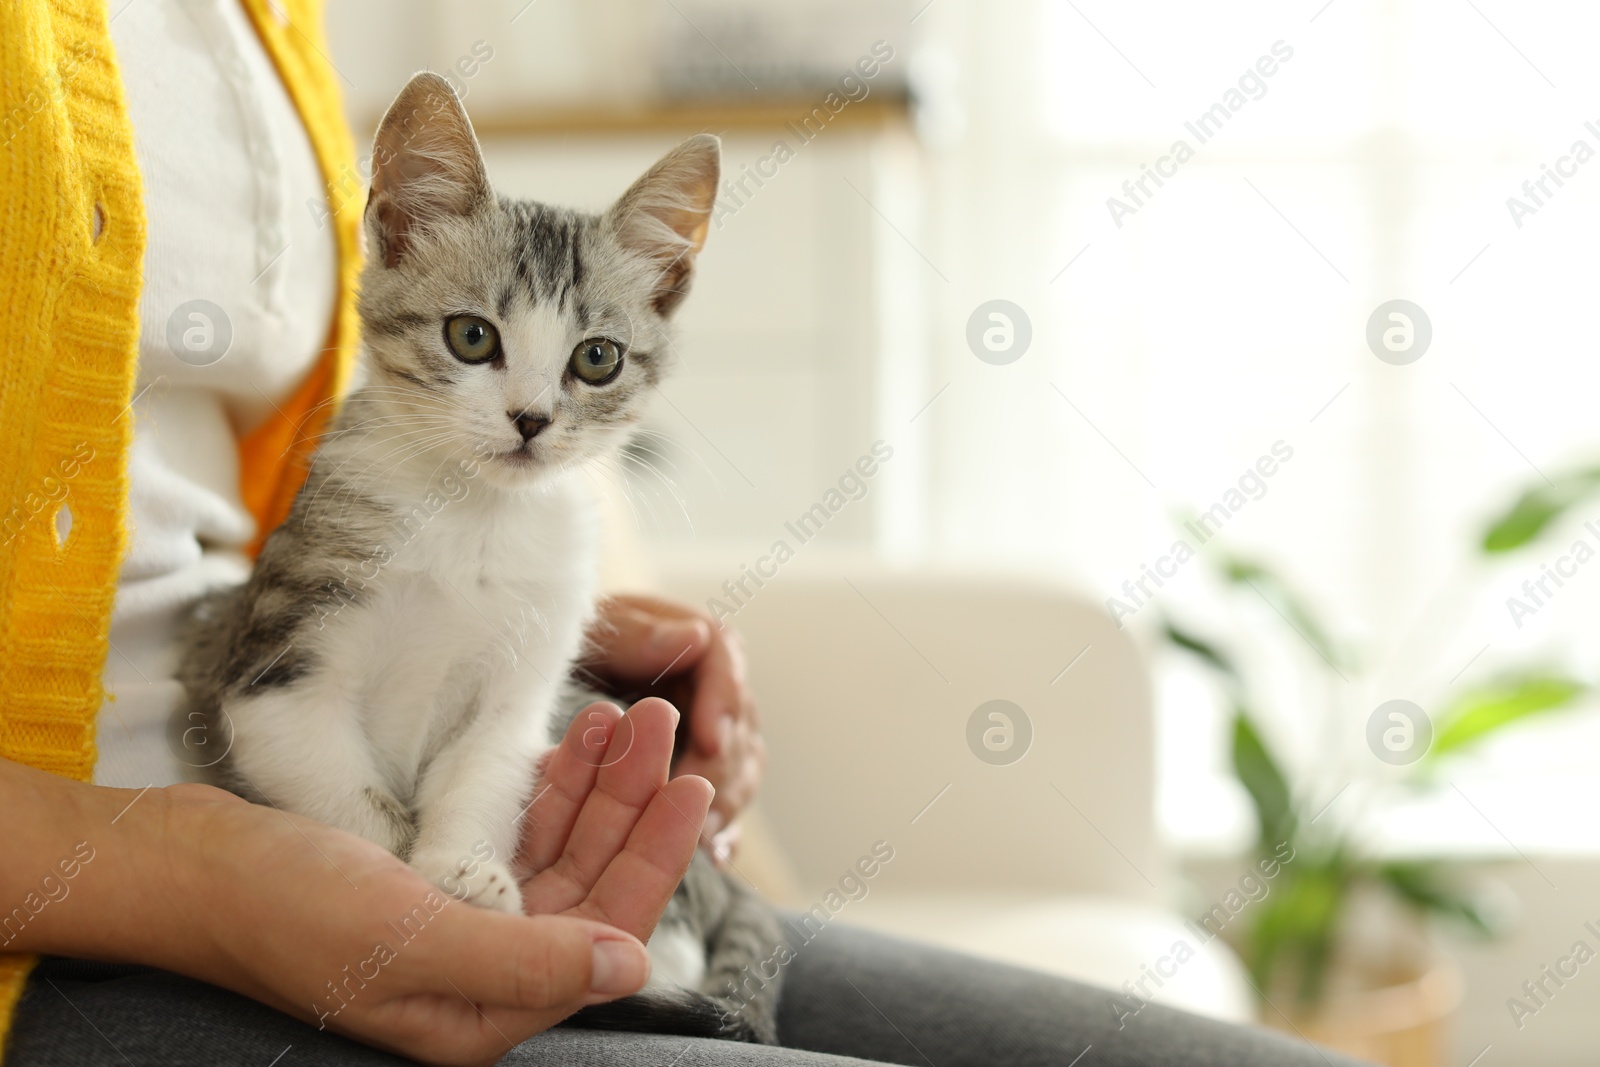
[454,94,911,140]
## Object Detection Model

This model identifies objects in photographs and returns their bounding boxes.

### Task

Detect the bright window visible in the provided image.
[911,0,1600,853]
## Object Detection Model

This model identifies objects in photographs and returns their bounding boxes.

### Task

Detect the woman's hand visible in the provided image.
[516,697,710,926]
[581,594,767,862]
[0,698,709,1067]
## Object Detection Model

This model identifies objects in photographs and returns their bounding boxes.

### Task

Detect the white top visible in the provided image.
[98,0,338,788]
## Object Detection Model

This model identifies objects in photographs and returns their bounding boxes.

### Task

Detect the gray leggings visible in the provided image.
[7,922,1368,1066]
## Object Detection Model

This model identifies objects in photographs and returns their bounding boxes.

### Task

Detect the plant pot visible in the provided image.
[1265,961,1463,1067]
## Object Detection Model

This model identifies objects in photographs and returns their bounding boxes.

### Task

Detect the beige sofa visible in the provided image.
[657,555,1254,1023]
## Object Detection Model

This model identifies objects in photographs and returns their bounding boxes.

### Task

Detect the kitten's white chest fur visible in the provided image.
[361,472,595,755]
[227,469,601,911]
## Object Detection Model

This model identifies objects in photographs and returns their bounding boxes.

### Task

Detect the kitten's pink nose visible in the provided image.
[511,411,551,441]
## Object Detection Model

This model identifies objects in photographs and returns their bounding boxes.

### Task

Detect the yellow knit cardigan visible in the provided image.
[0,0,362,1051]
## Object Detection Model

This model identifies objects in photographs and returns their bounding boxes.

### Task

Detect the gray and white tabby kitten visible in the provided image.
[176,71,782,1043]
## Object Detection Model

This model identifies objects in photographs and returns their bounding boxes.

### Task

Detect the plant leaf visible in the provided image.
[1232,710,1295,848]
[1243,881,1296,992]
[1244,853,1348,1005]
[1425,673,1587,762]
[1482,469,1600,552]
[1378,862,1503,937]
[1161,619,1240,682]
[1218,557,1346,673]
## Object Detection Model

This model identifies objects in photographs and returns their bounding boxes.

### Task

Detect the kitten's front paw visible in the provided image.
[356,787,417,858]
[412,851,524,914]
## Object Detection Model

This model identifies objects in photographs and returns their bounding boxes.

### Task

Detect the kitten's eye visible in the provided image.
[444,316,500,364]
[568,338,624,385]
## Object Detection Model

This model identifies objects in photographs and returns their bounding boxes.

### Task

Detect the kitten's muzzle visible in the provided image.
[510,411,552,442]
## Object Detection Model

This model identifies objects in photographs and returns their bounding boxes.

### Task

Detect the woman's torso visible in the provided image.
[98,0,336,787]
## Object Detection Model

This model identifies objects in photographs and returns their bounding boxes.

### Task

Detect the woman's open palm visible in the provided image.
[156,698,708,1067]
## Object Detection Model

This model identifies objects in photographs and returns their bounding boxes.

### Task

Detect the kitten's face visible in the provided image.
[356,74,719,488]
[359,197,671,484]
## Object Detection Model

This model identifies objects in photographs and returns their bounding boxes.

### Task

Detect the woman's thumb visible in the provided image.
[590,604,709,682]
[583,935,652,1004]
[439,913,651,1010]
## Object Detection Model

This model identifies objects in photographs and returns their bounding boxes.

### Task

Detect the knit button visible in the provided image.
[92,203,106,242]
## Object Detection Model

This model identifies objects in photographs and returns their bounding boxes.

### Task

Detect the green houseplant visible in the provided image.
[1161,507,1590,1021]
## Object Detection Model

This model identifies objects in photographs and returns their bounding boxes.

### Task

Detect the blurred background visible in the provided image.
[324,2,1600,1063]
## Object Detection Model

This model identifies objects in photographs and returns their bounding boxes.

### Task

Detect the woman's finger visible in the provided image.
[519,702,622,875]
[521,698,679,912]
[685,626,748,757]
[677,714,765,834]
[570,773,713,938]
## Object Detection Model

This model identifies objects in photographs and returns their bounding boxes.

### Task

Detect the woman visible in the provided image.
[0,1,1366,1064]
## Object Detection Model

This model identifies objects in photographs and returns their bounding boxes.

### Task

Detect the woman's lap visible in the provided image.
[7,924,1367,1067]
[771,921,1364,1067]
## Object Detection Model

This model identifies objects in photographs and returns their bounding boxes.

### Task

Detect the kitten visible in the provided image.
[176,71,782,1043]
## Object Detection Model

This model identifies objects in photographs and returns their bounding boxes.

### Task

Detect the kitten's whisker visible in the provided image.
[628,426,724,490]
[585,460,672,543]
[297,386,455,430]
[376,428,473,466]
[605,434,698,534]
[631,465,695,535]
[621,437,696,493]
[343,430,468,495]
[307,426,470,514]
[310,419,460,449]
[374,432,475,496]
[321,412,459,433]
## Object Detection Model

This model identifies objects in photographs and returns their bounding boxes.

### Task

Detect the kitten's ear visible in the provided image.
[366,72,490,268]
[606,134,721,316]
